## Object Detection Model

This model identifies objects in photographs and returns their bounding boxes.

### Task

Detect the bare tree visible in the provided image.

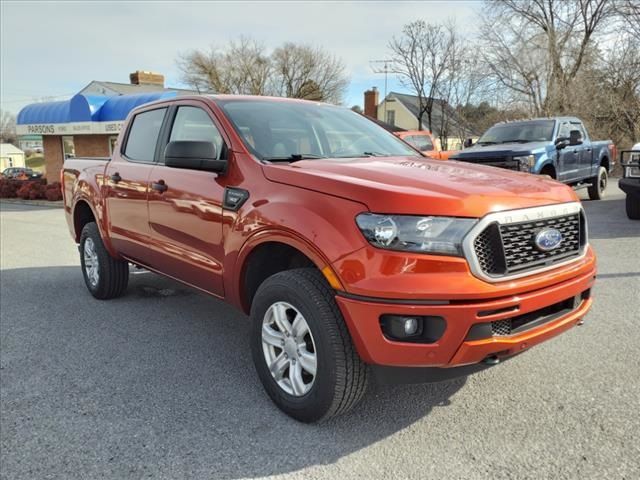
[271,43,348,103]
[178,38,348,103]
[433,22,489,148]
[177,37,271,95]
[616,0,640,39]
[574,34,640,148]
[0,110,17,145]
[480,0,617,114]
[388,20,457,132]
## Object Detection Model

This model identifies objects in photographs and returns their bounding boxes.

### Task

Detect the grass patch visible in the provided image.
[26,156,45,171]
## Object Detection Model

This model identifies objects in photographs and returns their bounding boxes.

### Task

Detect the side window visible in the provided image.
[558,122,571,139]
[169,106,225,160]
[124,108,167,162]
[571,122,586,141]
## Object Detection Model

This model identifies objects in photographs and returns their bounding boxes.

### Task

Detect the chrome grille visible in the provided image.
[473,224,506,275]
[465,203,587,281]
[499,213,582,274]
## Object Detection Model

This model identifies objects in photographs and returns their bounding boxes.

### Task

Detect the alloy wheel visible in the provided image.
[83,237,99,287]
[261,301,317,396]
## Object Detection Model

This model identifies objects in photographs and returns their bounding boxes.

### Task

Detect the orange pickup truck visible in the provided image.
[394,130,458,159]
[63,95,596,422]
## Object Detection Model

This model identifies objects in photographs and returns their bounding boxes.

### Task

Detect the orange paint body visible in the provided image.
[63,95,596,369]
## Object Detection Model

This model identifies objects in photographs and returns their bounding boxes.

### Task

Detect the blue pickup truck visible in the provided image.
[451,117,616,200]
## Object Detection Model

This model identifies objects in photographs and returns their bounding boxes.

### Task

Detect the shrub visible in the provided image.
[16,181,46,200]
[0,178,18,198]
[45,182,63,201]
[0,178,59,201]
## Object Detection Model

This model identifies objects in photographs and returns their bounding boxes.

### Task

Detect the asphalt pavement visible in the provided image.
[1,182,639,479]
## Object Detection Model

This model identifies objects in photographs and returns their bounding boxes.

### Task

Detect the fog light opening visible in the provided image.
[380,315,446,344]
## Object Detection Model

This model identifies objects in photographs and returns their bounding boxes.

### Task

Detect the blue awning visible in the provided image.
[17,91,178,125]
[97,92,177,122]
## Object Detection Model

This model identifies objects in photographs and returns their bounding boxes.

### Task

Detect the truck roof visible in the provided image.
[496,116,581,125]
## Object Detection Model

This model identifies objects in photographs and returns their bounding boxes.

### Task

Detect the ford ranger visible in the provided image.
[452,117,616,200]
[63,96,596,422]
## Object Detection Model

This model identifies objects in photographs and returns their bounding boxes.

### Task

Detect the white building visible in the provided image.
[0,143,26,171]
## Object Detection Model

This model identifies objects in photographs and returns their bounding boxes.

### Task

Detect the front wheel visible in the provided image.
[250,268,368,423]
[626,194,640,219]
[79,222,129,299]
[588,166,607,200]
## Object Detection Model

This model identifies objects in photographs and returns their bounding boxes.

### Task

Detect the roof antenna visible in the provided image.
[370,59,393,120]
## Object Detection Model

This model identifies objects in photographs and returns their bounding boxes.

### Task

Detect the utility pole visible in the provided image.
[370,59,393,121]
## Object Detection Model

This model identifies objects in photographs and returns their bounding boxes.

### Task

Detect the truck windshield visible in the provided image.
[477,120,556,145]
[218,99,420,161]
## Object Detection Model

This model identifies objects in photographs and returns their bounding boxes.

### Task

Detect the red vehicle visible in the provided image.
[63,95,596,422]
[394,130,458,159]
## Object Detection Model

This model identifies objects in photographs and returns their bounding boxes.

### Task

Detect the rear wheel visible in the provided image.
[250,268,368,423]
[588,166,607,200]
[79,222,129,299]
[626,194,640,219]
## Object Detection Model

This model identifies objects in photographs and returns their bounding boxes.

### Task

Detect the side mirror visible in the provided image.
[569,130,583,146]
[555,136,569,150]
[164,141,227,173]
[463,138,473,148]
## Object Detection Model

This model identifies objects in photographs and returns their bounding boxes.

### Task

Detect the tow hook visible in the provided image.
[483,356,500,365]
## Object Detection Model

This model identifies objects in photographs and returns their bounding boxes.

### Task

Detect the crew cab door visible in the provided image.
[556,121,581,182]
[571,121,593,180]
[104,107,168,263]
[146,102,228,297]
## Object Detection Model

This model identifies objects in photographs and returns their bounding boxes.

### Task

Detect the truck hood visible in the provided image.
[262,156,576,218]
[452,141,549,159]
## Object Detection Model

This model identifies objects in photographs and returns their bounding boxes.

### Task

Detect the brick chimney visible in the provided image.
[129,70,165,87]
[364,87,379,118]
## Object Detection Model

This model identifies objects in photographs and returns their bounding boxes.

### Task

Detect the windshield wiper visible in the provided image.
[334,151,387,158]
[262,153,326,163]
[500,139,530,144]
[477,141,498,146]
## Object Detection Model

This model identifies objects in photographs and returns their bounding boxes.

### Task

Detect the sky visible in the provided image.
[1,1,481,117]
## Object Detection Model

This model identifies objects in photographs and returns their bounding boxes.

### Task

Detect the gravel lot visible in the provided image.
[1,182,639,480]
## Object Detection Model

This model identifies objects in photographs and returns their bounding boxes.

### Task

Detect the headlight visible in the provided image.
[625,165,640,178]
[513,155,535,172]
[355,213,477,256]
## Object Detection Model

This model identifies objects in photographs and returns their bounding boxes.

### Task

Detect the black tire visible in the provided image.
[588,166,607,200]
[250,268,368,423]
[79,222,129,299]
[626,194,640,220]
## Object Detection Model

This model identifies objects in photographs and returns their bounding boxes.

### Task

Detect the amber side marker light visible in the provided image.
[322,265,344,291]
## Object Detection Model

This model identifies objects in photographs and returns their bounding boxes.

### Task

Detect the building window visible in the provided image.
[386,110,395,126]
[62,136,75,159]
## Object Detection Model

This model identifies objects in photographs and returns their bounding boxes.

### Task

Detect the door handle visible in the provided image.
[110,172,122,183]
[151,180,168,193]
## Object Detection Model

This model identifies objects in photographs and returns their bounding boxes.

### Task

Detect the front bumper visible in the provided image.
[619,177,640,197]
[335,258,596,368]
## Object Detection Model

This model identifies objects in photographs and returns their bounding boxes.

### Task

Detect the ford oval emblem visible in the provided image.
[534,228,563,251]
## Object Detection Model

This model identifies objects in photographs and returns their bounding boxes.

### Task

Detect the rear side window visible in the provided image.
[169,106,225,159]
[124,108,167,162]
